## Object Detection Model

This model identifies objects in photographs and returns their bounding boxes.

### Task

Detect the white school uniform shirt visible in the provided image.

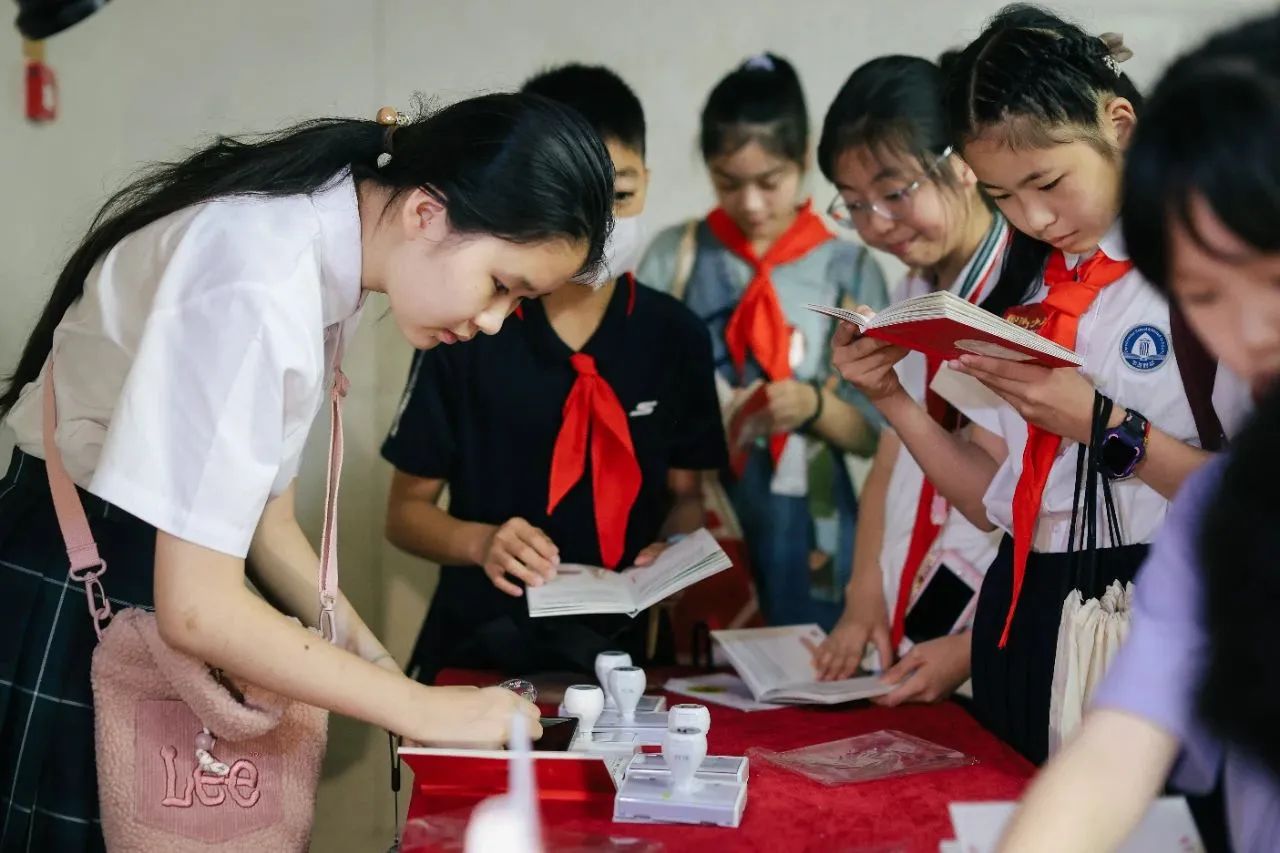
[880,222,1008,643]
[934,221,1252,553]
[3,173,365,558]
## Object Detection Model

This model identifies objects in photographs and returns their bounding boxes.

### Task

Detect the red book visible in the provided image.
[725,382,770,478]
[807,290,1082,368]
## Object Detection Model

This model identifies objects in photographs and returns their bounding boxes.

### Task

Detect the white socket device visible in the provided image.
[662,726,707,795]
[561,684,604,736]
[608,665,645,723]
[667,703,711,734]
[594,650,631,708]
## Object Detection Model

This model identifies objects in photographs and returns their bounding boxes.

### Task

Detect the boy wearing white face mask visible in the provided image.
[382,64,728,681]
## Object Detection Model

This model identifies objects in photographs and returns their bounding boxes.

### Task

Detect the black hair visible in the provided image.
[818,56,954,185]
[936,49,963,80]
[0,92,615,416]
[817,54,1025,316]
[942,4,1145,315]
[700,52,808,166]
[1176,10,1280,778]
[943,4,1144,149]
[1123,10,1280,291]
[522,63,647,157]
[1198,379,1280,780]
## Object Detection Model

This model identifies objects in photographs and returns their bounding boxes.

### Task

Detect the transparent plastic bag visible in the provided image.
[748,729,975,787]
[398,810,665,852]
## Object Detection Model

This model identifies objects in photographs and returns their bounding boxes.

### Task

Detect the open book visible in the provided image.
[526,529,731,618]
[711,624,893,705]
[947,797,1204,852]
[806,290,1083,368]
[664,673,784,712]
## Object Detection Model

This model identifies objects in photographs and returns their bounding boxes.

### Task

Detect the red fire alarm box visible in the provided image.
[23,39,57,123]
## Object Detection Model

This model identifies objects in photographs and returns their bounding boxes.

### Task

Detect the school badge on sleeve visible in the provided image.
[1120,324,1169,371]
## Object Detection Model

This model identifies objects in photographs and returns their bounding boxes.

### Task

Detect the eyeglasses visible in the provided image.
[827,146,954,226]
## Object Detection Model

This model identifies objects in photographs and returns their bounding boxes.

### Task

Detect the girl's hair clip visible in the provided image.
[376,106,411,127]
[375,106,411,168]
[1098,32,1133,78]
[742,53,775,72]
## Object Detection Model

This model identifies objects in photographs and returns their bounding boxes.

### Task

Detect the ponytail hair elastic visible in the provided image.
[375,106,411,168]
[741,52,775,72]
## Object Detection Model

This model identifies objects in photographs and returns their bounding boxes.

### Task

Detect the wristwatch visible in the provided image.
[1100,408,1151,480]
[798,380,825,434]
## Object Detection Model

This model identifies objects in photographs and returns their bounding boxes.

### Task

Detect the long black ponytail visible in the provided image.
[1,92,615,416]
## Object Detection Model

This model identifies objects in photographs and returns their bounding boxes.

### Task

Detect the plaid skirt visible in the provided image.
[0,449,154,852]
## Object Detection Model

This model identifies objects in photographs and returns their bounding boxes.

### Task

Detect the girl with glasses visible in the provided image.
[810,54,1016,707]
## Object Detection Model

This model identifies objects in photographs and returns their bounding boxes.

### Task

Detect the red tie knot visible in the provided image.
[569,353,598,376]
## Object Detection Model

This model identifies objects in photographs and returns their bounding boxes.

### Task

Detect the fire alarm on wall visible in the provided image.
[15,0,114,124]
[23,39,57,123]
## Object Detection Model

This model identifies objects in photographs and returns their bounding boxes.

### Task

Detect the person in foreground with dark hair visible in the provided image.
[639,52,887,631]
[383,64,726,682]
[998,10,1280,852]
[0,94,614,849]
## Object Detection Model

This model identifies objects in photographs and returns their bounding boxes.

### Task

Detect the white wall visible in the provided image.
[2,1,1271,848]
[383,0,1270,235]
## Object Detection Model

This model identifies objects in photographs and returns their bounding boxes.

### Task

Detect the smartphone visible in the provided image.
[903,563,976,645]
[535,717,579,752]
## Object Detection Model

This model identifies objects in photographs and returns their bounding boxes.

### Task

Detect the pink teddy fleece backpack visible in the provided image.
[40,358,351,851]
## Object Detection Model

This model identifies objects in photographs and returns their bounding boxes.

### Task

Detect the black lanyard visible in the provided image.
[1067,391,1125,593]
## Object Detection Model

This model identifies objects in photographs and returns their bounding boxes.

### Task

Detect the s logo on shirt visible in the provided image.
[1120,324,1170,372]
[629,400,659,418]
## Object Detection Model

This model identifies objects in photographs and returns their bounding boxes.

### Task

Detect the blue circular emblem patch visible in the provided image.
[1120,324,1169,371]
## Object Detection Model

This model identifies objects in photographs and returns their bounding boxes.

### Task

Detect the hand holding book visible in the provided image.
[476,517,561,597]
[712,625,893,705]
[830,307,914,403]
[946,353,1109,446]
[813,291,1082,368]
[826,294,1097,444]
[525,529,731,619]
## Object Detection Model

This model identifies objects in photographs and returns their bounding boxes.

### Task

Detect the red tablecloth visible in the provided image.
[416,669,1034,852]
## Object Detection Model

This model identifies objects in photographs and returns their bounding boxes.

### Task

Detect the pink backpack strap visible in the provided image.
[42,355,348,644]
[317,364,346,642]
[42,363,112,638]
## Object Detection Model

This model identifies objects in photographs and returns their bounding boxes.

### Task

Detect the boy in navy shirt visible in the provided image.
[383,64,727,681]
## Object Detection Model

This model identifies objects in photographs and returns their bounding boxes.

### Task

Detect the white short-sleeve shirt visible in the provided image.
[3,174,365,557]
[934,221,1253,553]
[880,221,1008,634]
